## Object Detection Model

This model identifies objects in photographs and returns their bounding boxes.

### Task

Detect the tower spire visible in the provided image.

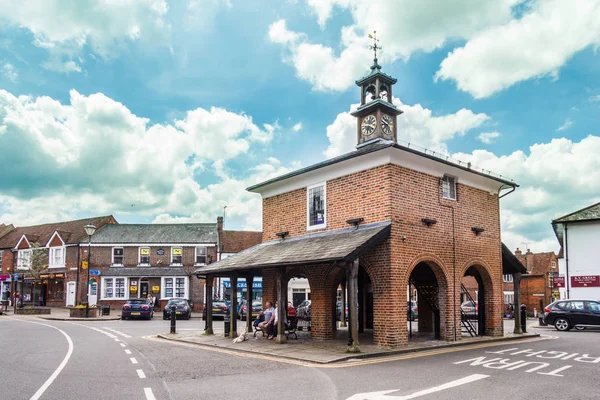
[368,30,382,71]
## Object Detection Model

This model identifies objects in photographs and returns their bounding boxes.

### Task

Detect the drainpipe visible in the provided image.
[564,224,570,299]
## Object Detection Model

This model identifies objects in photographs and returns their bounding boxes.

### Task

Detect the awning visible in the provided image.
[502,243,527,274]
[195,221,392,278]
[102,267,190,277]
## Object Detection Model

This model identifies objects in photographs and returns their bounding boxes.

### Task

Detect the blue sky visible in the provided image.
[1,0,600,253]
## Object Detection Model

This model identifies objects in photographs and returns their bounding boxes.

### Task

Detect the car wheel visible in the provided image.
[554,317,571,331]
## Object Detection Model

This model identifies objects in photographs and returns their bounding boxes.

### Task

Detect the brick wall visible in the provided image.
[261,161,504,347]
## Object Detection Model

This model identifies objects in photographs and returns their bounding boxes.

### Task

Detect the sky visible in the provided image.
[1,0,600,254]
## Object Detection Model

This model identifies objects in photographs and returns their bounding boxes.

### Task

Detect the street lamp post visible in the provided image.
[84,221,97,318]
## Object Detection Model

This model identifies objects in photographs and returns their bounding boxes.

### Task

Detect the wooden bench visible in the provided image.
[253,317,298,339]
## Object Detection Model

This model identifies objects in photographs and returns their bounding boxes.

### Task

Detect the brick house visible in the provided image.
[507,248,558,314]
[196,59,526,348]
[83,222,220,312]
[0,216,117,306]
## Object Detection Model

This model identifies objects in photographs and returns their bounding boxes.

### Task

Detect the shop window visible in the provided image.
[103,277,127,299]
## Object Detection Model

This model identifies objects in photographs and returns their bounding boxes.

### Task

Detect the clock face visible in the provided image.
[361,115,377,136]
[381,114,393,136]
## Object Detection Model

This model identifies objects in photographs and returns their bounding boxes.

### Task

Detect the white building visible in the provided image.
[552,202,600,300]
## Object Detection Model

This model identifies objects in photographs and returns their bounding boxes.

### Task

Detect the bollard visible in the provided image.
[170,304,177,334]
[520,304,527,333]
[224,313,230,337]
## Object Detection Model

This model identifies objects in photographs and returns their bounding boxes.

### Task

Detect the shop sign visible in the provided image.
[81,261,88,270]
[223,281,262,289]
[130,286,138,292]
[172,248,182,256]
[571,276,600,287]
[157,249,165,256]
[0,275,11,281]
[140,248,150,255]
[152,286,160,293]
[553,276,565,288]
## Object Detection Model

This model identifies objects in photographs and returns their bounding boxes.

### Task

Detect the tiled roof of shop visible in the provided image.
[195,221,391,277]
[86,223,218,244]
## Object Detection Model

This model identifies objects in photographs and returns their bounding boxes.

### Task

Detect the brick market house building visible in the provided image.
[196,59,526,349]
[0,216,116,307]
[83,222,219,312]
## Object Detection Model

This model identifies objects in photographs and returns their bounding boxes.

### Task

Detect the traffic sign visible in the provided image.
[90,270,100,276]
[81,261,88,270]
[14,273,19,279]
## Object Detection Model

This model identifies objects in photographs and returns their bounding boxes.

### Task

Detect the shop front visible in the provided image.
[223,278,262,302]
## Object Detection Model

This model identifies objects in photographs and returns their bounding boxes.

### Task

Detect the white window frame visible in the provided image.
[138,247,150,266]
[503,274,514,283]
[0,250,3,266]
[48,246,65,268]
[17,249,32,270]
[552,261,556,269]
[194,246,207,266]
[171,247,183,266]
[161,276,189,299]
[101,277,129,300]
[306,182,327,230]
[112,247,124,266]
[504,291,515,305]
[442,175,457,200]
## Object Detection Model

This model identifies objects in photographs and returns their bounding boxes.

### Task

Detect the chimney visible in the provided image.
[525,249,534,271]
[526,248,532,255]
[217,216,223,232]
[514,248,522,256]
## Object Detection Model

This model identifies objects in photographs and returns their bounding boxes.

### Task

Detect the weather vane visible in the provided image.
[368,30,381,62]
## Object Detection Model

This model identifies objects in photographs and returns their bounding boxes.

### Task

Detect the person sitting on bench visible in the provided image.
[267,301,279,340]
[257,301,274,334]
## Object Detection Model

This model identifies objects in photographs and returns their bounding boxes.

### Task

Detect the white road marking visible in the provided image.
[103,327,132,338]
[346,374,489,400]
[137,369,146,379]
[20,321,74,400]
[125,349,132,355]
[130,357,138,364]
[70,323,119,340]
[119,343,126,348]
[144,387,156,400]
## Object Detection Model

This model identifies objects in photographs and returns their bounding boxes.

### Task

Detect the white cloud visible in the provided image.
[453,136,600,252]
[324,97,490,158]
[293,122,303,132]
[0,0,171,72]
[590,95,600,102]
[1,62,18,83]
[270,1,519,91]
[435,0,600,98]
[0,89,278,230]
[556,118,573,132]
[477,131,501,144]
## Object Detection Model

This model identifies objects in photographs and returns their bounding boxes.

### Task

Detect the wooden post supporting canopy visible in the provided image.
[347,259,360,353]
[230,274,238,338]
[246,274,254,335]
[205,275,214,335]
[275,268,287,344]
[513,272,522,335]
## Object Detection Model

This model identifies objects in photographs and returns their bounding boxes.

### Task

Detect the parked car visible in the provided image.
[122,298,154,320]
[543,299,600,331]
[163,298,192,320]
[287,301,296,317]
[461,300,478,319]
[407,300,418,321]
[296,300,311,319]
[238,300,262,321]
[203,300,230,319]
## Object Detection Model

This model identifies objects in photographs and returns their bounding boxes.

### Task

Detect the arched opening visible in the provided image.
[408,262,447,340]
[287,272,311,333]
[460,265,493,336]
[379,84,389,101]
[365,85,376,102]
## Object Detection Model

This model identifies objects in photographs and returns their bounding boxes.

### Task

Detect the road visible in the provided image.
[1,316,599,400]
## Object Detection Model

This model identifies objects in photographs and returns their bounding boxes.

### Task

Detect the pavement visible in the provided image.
[0,306,121,321]
[157,318,540,364]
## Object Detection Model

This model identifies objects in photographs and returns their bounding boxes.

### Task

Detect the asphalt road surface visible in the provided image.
[2,316,599,400]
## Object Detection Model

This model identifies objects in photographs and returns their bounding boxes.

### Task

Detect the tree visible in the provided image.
[27,243,48,305]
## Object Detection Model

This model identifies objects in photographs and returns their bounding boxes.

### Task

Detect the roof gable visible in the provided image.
[15,234,32,250]
[553,201,600,223]
[46,231,66,247]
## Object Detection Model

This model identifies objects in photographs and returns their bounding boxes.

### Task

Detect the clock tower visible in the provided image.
[351,31,402,147]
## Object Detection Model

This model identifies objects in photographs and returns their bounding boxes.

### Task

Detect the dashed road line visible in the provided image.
[119,343,126,348]
[144,388,156,400]
[125,349,132,355]
[103,327,132,338]
[130,357,138,364]
[137,369,146,379]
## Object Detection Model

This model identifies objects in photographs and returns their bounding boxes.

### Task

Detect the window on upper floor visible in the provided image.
[195,247,207,265]
[17,249,32,269]
[49,247,65,268]
[171,247,183,265]
[0,250,3,266]
[112,247,124,266]
[139,248,150,266]
[503,274,513,283]
[307,182,326,229]
[552,261,556,269]
[442,175,457,200]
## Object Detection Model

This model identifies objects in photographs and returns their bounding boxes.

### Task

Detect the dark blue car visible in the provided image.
[121,298,154,320]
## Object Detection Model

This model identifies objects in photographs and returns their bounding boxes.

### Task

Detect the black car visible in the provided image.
[202,300,230,319]
[543,299,600,331]
[163,298,192,320]
[238,299,262,321]
[122,298,154,320]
